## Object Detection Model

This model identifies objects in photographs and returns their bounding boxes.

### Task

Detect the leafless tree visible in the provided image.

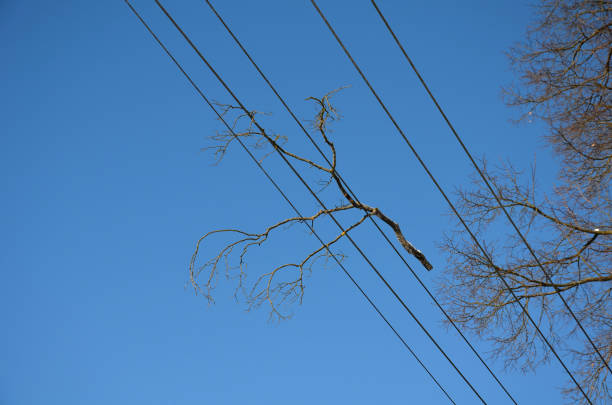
[438,0,611,402]
[190,89,432,321]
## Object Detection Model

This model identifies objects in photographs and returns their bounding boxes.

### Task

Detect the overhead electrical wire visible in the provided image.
[130,0,490,402]
[199,1,518,403]
[123,1,457,403]
[368,0,611,376]
[151,1,488,402]
[308,1,593,403]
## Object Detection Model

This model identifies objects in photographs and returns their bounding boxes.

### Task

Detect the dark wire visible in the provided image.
[368,0,611,376]
[141,0,488,402]
[123,1,457,403]
[200,1,518,403]
[308,1,592,403]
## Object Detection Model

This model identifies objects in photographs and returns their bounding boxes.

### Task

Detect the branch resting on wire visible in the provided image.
[191,89,432,319]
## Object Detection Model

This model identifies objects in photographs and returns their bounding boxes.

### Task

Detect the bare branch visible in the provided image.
[193,88,433,322]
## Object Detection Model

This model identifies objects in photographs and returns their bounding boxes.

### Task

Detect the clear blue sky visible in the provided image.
[2,1,569,404]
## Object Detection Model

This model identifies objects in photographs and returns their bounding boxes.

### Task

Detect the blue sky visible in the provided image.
[1,1,571,404]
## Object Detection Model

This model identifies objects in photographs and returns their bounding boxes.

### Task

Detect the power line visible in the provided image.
[368,0,611,376]
[199,1,518,403]
[152,1,487,401]
[308,1,593,403]
[146,0,489,402]
[123,1,456,403]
